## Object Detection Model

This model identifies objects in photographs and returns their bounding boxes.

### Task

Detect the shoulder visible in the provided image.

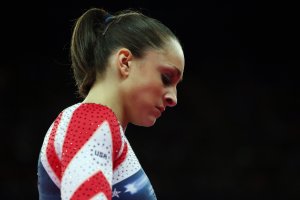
[74,103,118,123]
[62,103,120,132]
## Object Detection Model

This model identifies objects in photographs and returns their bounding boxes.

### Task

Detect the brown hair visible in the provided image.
[70,7,180,98]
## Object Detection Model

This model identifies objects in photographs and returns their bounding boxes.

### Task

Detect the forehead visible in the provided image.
[143,40,185,75]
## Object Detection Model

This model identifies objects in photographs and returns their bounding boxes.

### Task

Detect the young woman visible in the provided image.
[37,7,185,200]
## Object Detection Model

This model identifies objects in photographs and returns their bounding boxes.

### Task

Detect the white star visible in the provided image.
[124,183,138,194]
[112,188,121,198]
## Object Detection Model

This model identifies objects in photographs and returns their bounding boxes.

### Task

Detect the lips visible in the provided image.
[155,106,165,117]
[157,106,165,112]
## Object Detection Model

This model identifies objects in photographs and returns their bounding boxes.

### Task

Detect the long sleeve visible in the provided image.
[39,103,123,200]
[38,103,157,200]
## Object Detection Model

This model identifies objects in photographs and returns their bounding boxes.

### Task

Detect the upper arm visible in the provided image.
[61,120,114,200]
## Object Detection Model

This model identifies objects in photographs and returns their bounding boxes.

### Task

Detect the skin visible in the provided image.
[83,38,185,129]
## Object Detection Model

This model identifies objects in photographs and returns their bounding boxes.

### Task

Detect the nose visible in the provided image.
[164,87,177,107]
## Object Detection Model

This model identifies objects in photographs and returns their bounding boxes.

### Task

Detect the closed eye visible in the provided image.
[161,74,172,86]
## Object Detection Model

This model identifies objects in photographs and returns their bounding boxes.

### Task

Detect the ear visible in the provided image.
[117,48,133,77]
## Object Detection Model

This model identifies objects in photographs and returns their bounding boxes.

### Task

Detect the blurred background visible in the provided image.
[1,0,299,199]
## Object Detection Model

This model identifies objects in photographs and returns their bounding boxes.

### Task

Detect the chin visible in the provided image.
[133,118,157,127]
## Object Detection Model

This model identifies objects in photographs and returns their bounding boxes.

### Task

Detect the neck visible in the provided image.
[82,79,127,130]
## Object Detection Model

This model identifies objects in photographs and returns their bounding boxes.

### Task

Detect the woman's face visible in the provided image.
[122,39,185,127]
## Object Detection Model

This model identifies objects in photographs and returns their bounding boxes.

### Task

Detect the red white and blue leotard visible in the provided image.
[37,103,157,200]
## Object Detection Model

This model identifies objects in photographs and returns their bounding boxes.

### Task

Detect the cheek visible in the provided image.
[134,82,162,99]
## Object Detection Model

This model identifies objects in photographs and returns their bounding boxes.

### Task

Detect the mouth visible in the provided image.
[156,106,165,113]
[155,106,165,117]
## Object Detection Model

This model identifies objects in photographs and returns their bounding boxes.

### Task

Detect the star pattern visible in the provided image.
[112,188,121,198]
[124,183,138,194]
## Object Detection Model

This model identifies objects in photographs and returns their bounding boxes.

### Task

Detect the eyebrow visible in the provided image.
[160,65,183,81]
[172,66,183,82]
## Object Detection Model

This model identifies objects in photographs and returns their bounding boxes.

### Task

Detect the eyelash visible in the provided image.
[161,74,172,86]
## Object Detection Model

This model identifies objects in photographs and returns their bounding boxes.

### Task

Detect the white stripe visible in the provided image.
[54,103,80,160]
[40,123,61,188]
[112,138,141,185]
[61,121,113,200]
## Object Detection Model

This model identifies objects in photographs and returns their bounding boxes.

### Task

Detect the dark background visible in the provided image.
[1,0,299,199]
